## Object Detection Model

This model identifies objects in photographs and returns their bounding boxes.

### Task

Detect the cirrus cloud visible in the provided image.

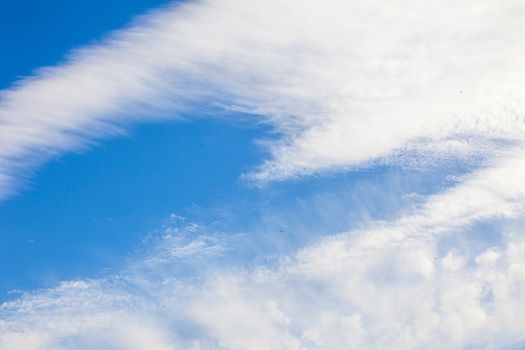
[1,0,525,196]
[2,0,525,349]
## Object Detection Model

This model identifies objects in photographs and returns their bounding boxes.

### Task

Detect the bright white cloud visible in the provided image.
[1,154,525,349]
[2,0,525,349]
[1,0,525,196]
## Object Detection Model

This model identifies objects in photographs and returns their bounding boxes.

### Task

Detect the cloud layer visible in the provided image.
[2,154,525,349]
[1,0,525,196]
[1,0,525,349]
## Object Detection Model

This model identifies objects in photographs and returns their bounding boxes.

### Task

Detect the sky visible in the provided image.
[1,0,525,349]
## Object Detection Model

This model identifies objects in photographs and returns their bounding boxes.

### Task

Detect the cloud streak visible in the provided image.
[2,152,525,349]
[1,0,525,196]
[1,0,525,348]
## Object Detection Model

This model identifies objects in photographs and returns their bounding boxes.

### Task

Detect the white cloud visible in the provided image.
[2,0,525,348]
[2,154,525,349]
[1,0,525,196]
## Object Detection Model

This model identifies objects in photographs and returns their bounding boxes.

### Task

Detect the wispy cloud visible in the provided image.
[2,0,525,348]
[1,156,525,348]
[1,0,525,197]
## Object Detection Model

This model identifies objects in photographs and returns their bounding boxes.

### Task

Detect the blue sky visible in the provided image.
[0,0,451,296]
[0,0,177,294]
[1,0,525,349]
[0,0,173,88]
